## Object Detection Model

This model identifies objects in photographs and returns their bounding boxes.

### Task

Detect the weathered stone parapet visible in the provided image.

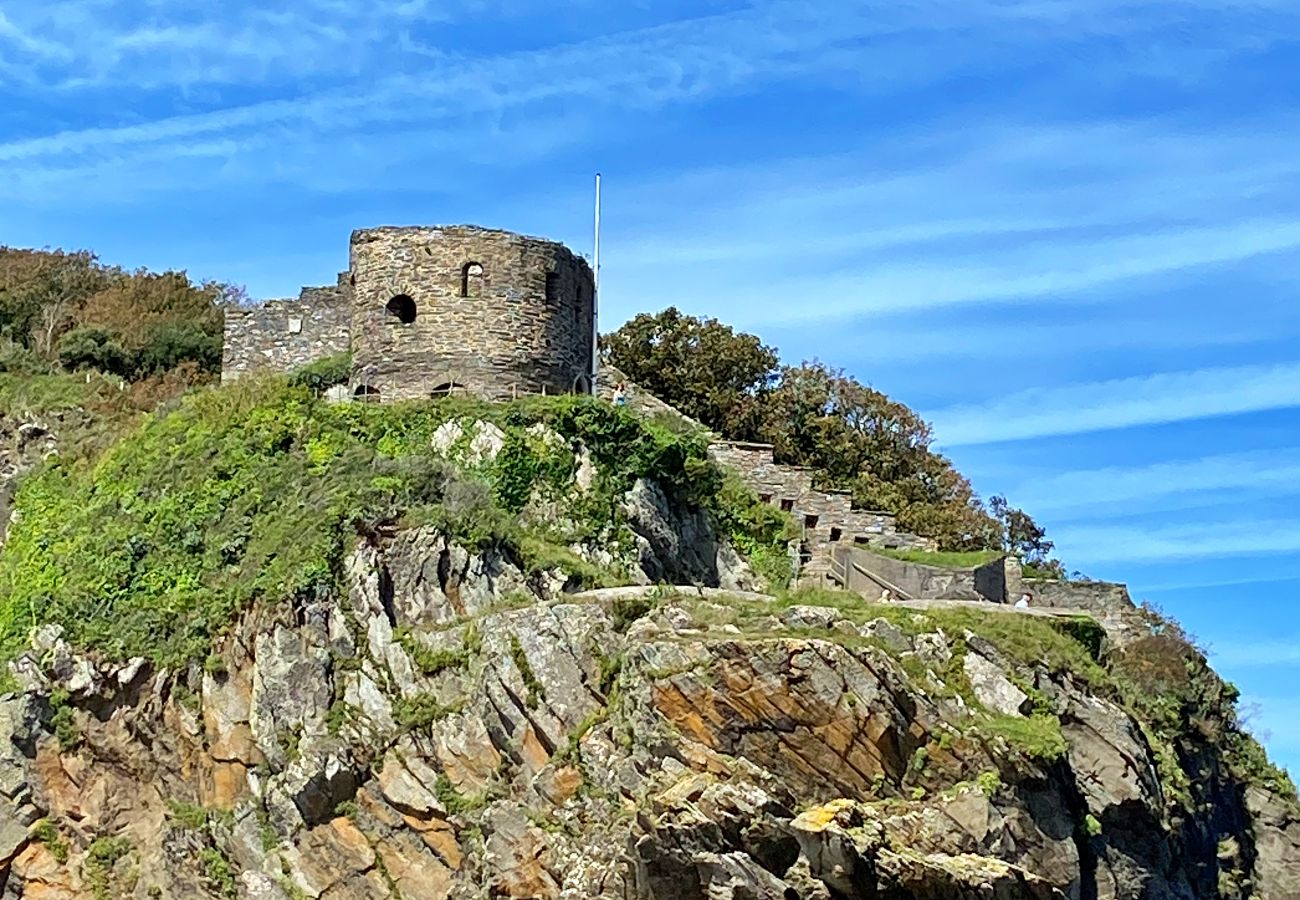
[833,546,1008,602]
[1023,578,1134,614]
[221,285,352,382]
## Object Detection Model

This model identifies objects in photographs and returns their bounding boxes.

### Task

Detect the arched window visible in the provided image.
[353,384,381,403]
[386,294,416,324]
[461,262,484,298]
[430,380,466,398]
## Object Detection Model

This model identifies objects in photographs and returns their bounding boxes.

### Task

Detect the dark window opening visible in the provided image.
[386,294,416,324]
[804,514,819,529]
[353,385,381,403]
[829,527,843,542]
[461,262,484,298]
[430,381,466,398]
[759,493,773,504]
[545,272,561,304]
[780,498,794,512]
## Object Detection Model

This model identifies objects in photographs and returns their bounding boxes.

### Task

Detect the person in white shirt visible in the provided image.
[1014,591,1033,609]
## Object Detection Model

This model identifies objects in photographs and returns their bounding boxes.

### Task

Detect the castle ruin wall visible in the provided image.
[221,283,351,382]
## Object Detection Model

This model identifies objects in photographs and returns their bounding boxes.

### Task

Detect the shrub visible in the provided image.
[57,327,132,377]
[289,353,352,394]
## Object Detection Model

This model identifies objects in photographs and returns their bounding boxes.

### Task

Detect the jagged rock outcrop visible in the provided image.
[1,523,1295,899]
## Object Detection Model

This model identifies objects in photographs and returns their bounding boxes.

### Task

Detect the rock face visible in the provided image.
[1,526,1296,899]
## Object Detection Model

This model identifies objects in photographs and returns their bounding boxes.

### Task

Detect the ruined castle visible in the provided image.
[222,223,938,582]
[223,225,596,400]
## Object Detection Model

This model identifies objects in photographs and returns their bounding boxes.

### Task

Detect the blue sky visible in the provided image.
[2,0,1298,773]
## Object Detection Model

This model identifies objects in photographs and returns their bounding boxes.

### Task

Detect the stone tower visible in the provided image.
[348,226,595,401]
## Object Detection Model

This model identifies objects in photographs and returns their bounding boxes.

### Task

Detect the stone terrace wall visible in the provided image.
[222,281,352,382]
[835,547,1007,602]
[350,226,594,401]
[1025,579,1135,614]
[708,440,935,582]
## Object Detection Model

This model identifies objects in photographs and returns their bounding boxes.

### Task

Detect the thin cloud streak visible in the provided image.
[1005,451,1300,515]
[1054,518,1300,564]
[925,361,1300,447]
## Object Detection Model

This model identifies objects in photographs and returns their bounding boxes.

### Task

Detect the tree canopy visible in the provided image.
[606,306,1058,557]
[0,246,235,385]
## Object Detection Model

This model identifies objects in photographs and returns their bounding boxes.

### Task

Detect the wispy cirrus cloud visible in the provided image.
[1050,518,1300,564]
[923,361,1300,447]
[1000,450,1300,517]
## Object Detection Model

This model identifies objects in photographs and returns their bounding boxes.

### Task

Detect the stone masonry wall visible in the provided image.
[222,280,352,382]
[1024,578,1135,614]
[708,440,935,583]
[350,226,594,401]
[834,546,1007,602]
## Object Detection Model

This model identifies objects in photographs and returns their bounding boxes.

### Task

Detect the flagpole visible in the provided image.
[591,173,601,394]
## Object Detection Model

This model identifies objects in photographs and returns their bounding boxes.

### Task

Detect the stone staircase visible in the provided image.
[595,367,937,585]
[707,440,935,585]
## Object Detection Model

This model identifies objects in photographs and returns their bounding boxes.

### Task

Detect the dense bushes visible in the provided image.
[0,384,787,680]
[0,246,233,388]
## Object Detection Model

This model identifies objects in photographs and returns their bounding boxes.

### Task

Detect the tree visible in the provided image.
[988,495,1065,575]
[0,248,109,351]
[604,307,778,434]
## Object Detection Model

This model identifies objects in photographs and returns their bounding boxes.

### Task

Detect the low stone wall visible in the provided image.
[1024,579,1133,614]
[222,284,352,382]
[836,547,1007,602]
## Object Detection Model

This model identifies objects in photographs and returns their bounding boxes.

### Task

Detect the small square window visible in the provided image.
[780,499,794,512]
[830,527,843,542]
[288,317,303,334]
[759,493,773,504]
[804,514,819,529]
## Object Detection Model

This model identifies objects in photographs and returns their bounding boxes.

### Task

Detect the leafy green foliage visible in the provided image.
[48,689,81,750]
[31,819,69,863]
[980,714,1068,763]
[199,847,238,899]
[606,310,1038,552]
[165,800,213,831]
[84,836,132,900]
[604,306,778,431]
[434,774,487,815]
[289,353,353,394]
[0,245,232,381]
[393,693,459,731]
[57,327,132,377]
[0,382,780,679]
[611,595,654,633]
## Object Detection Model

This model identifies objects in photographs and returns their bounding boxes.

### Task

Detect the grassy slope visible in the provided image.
[0,378,788,679]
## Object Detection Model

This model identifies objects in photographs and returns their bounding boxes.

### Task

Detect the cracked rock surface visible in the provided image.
[2,525,1296,899]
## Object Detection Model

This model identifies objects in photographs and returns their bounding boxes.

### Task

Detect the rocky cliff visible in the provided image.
[0,385,1296,899]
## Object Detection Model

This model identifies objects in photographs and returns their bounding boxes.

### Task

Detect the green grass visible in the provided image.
[31,819,69,863]
[0,378,786,680]
[871,548,1004,568]
[980,713,1068,762]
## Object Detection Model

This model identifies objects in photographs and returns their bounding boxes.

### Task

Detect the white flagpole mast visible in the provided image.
[591,173,601,394]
